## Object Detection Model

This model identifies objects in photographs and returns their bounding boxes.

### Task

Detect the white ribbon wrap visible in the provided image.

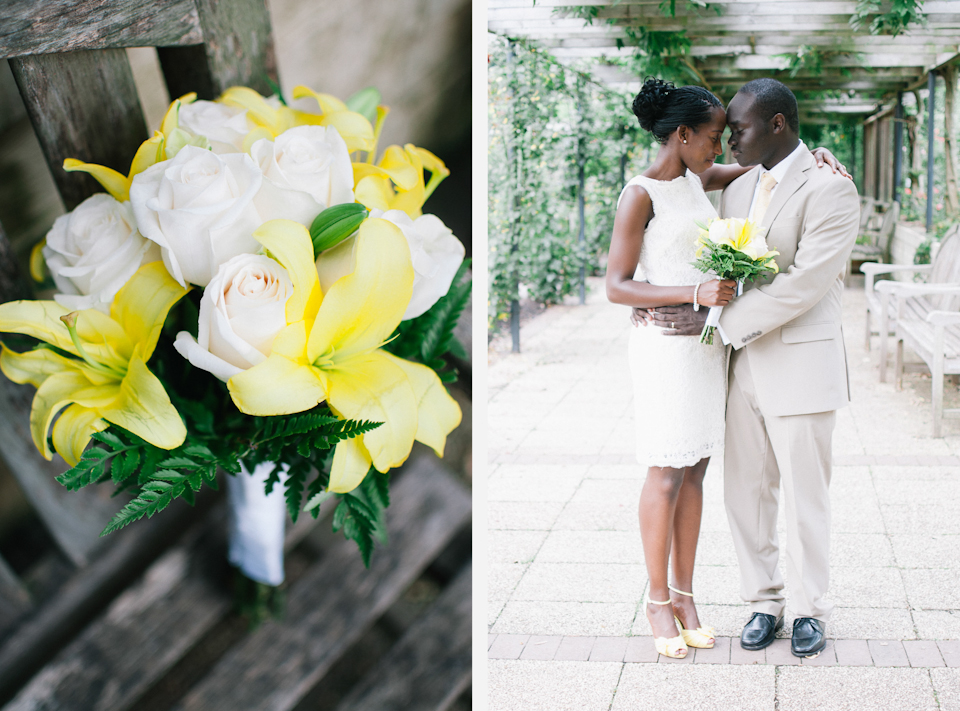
[704,279,744,331]
[227,461,289,586]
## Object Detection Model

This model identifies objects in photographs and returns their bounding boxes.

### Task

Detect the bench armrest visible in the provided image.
[926,311,960,326]
[875,281,960,296]
[862,263,932,295]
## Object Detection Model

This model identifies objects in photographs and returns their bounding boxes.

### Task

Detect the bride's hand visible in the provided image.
[698,279,737,307]
[811,146,852,180]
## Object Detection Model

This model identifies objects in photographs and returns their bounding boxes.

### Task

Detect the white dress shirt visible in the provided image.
[717,141,806,346]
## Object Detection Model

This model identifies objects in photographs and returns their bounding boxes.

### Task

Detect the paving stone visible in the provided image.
[692,635,732,664]
[590,636,628,662]
[489,634,530,659]
[940,640,960,667]
[868,639,910,666]
[554,636,596,661]
[488,530,548,564]
[492,600,636,636]
[730,642,767,665]
[489,599,505,627]
[535,530,643,564]
[624,636,660,663]
[551,501,636,531]
[902,568,960,610]
[612,664,775,710]
[828,607,916,640]
[488,501,566,530]
[930,668,960,711]
[801,638,838,666]
[489,660,622,711]
[777,666,938,711]
[903,640,945,667]
[765,638,802,665]
[830,533,895,567]
[915,611,960,639]
[489,634,498,650]
[519,635,563,661]
[489,563,528,599]
[511,562,646,603]
[828,566,908,607]
[834,639,873,666]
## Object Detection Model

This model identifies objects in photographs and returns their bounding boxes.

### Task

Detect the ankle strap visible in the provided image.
[646,597,672,605]
[668,584,694,597]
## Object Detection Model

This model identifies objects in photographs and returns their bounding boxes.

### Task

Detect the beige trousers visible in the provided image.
[724,348,836,622]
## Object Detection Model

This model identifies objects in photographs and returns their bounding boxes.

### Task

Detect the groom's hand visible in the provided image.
[650,304,709,336]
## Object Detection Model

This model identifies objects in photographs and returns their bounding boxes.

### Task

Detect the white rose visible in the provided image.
[130,145,263,288]
[316,209,464,320]
[43,193,161,312]
[250,126,354,226]
[708,218,739,247]
[174,253,292,382]
[177,100,250,154]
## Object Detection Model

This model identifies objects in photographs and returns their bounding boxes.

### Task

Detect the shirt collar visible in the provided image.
[759,140,805,185]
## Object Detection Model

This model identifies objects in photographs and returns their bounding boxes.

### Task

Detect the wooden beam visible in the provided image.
[0,0,202,60]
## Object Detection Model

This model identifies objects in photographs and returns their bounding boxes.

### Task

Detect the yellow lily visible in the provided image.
[61,94,199,202]
[0,261,189,465]
[698,217,779,268]
[353,143,449,218]
[227,218,461,493]
[291,86,376,154]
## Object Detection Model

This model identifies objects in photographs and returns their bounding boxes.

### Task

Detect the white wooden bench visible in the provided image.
[861,224,960,383]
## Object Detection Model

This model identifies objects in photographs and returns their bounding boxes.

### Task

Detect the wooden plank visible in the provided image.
[8,49,148,210]
[0,556,31,641]
[0,221,30,302]
[157,0,276,101]
[175,456,471,711]
[335,564,472,711]
[0,496,209,704]
[0,0,202,60]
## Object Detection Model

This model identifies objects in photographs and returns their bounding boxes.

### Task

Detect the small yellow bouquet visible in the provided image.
[692,217,779,344]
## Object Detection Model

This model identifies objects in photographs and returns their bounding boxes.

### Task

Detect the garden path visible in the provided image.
[487,275,960,711]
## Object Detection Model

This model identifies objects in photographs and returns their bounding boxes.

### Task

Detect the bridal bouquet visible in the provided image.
[0,85,469,583]
[692,217,778,344]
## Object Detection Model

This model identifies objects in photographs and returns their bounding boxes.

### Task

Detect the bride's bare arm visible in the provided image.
[605,185,734,309]
[700,146,852,192]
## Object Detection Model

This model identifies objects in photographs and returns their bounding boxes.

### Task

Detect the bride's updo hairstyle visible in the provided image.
[632,77,723,144]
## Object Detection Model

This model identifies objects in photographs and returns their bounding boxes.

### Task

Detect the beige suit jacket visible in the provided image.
[718,146,860,417]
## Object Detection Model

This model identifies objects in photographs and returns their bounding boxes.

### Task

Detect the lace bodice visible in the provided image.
[618,171,718,287]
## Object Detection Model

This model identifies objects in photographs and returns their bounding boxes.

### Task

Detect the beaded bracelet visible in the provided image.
[693,282,701,311]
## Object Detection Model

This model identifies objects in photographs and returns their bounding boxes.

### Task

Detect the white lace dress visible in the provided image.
[620,171,726,468]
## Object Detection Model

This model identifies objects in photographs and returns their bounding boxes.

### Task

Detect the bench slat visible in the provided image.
[0,557,31,641]
[9,48,148,210]
[0,0,202,60]
[175,456,471,711]
[335,564,472,711]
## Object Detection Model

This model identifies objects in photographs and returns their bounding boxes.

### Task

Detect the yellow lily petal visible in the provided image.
[241,126,276,153]
[228,350,327,416]
[292,86,348,114]
[252,220,323,324]
[99,347,185,450]
[220,86,283,133]
[354,175,393,212]
[0,345,96,389]
[110,261,190,360]
[411,145,449,201]
[325,350,417,473]
[289,108,325,127]
[160,93,197,136]
[319,111,374,153]
[51,404,108,466]
[384,353,461,457]
[30,238,47,282]
[63,159,129,202]
[378,145,420,189]
[329,436,373,494]
[129,132,165,178]
[366,105,390,164]
[30,370,94,459]
[0,300,130,367]
[308,218,413,363]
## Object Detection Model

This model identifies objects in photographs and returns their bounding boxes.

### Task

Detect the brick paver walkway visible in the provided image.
[487,276,960,711]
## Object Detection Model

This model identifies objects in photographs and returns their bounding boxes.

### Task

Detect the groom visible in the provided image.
[651,78,859,657]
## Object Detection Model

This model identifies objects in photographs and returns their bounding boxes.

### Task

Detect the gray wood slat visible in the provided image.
[335,564,472,711]
[0,556,31,642]
[175,456,471,711]
[0,377,121,567]
[8,49,148,210]
[0,0,202,60]
[0,496,207,704]
[158,0,276,101]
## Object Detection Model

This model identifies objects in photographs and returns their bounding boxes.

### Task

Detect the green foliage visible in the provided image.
[386,259,471,381]
[850,0,925,36]
[331,468,390,566]
[773,46,865,79]
[915,239,932,265]
[691,242,779,284]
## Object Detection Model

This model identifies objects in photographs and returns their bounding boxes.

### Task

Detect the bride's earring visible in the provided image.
[683,139,687,144]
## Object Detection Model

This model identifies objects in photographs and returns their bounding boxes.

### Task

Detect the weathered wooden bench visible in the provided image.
[869,226,960,435]
[851,199,899,274]
[862,224,960,383]
[0,2,473,709]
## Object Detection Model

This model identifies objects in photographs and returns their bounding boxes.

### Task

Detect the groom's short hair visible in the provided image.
[738,78,799,134]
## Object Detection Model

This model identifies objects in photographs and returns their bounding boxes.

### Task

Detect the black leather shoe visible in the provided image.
[791,617,826,657]
[740,612,783,650]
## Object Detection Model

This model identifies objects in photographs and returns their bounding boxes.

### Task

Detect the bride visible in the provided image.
[605,77,844,658]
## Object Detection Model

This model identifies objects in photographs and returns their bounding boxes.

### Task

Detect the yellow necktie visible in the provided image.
[752,172,778,225]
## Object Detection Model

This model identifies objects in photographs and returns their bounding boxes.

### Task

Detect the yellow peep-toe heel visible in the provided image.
[646,596,688,658]
[669,584,715,649]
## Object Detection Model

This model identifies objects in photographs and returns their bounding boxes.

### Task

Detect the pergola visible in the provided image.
[489,0,960,227]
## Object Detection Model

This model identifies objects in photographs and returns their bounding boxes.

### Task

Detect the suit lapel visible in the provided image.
[760,148,813,236]
[723,166,759,219]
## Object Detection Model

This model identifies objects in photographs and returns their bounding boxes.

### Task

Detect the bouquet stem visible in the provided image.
[227,461,289,587]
